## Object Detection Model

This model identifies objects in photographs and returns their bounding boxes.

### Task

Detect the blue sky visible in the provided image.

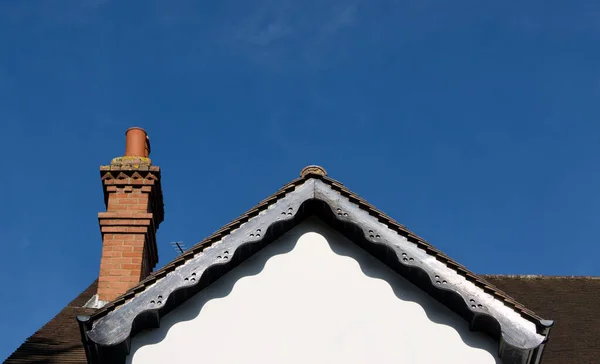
[1,0,599,360]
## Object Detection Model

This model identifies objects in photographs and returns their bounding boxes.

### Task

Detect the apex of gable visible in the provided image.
[83,165,553,364]
[300,165,327,177]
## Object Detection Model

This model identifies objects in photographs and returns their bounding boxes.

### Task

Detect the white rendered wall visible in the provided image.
[128,218,499,364]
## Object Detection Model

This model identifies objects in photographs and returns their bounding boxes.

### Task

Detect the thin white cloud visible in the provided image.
[317,3,357,41]
[228,0,361,71]
[233,0,360,46]
[240,22,293,46]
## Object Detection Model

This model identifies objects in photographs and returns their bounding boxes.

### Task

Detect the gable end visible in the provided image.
[82,177,552,364]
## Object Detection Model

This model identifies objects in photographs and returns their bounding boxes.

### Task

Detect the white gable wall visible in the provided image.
[127,218,499,364]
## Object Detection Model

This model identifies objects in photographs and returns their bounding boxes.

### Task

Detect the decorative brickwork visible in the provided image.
[97,158,164,302]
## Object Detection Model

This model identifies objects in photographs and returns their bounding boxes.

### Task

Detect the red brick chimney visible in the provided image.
[97,127,165,302]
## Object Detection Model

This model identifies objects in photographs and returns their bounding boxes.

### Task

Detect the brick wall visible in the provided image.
[97,160,164,302]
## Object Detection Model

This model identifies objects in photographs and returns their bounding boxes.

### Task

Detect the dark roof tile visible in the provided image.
[4,280,97,364]
[483,275,600,364]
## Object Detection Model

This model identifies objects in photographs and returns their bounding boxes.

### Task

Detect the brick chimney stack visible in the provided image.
[97,127,165,302]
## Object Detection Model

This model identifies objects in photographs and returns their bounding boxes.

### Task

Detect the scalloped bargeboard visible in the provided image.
[80,175,553,364]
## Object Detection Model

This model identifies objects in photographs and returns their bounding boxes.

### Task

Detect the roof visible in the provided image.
[6,276,598,364]
[81,169,551,363]
[4,280,98,364]
[484,275,600,364]
[5,167,599,363]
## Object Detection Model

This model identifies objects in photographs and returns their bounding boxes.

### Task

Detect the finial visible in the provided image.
[300,165,327,177]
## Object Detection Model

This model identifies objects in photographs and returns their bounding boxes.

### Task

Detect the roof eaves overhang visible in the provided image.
[81,176,552,364]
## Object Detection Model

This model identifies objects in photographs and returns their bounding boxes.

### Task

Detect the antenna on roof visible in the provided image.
[170,241,187,255]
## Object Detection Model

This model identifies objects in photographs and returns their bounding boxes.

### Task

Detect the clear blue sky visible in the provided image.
[1,0,599,360]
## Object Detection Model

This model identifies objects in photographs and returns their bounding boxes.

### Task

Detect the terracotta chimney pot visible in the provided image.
[125,127,150,158]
